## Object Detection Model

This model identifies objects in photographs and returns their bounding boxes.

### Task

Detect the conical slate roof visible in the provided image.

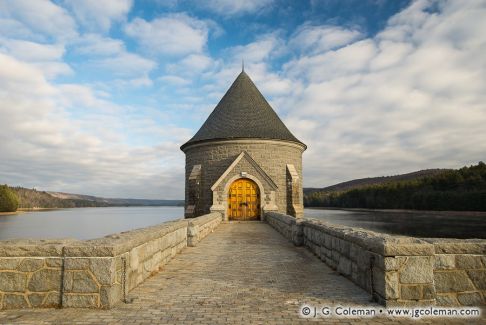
[181,71,305,150]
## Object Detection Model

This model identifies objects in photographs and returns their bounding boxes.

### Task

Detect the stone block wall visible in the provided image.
[0,213,222,310]
[61,256,117,308]
[424,239,486,306]
[187,212,221,246]
[0,239,73,309]
[61,219,190,308]
[0,257,63,308]
[373,253,436,307]
[265,212,302,245]
[265,212,486,307]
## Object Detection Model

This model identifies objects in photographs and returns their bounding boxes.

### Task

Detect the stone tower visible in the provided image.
[180,71,306,220]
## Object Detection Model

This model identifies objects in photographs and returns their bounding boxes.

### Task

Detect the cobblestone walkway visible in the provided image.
[0,222,484,324]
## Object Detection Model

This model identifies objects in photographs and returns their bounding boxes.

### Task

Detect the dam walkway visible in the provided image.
[0,222,482,324]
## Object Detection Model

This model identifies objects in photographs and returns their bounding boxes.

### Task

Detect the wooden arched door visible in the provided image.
[228,178,260,220]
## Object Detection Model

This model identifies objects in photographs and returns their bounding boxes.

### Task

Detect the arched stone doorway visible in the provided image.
[227,178,260,220]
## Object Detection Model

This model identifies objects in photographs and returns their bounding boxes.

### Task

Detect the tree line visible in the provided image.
[0,186,110,212]
[0,185,19,212]
[304,162,486,211]
[13,187,112,209]
[0,186,182,212]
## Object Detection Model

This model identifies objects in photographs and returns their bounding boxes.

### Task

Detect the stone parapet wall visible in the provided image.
[265,212,294,240]
[0,256,63,309]
[187,213,222,247]
[265,212,302,245]
[0,213,221,310]
[0,239,75,309]
[264,212,486,307]
[60,220,189,309]
[424,238,486,306]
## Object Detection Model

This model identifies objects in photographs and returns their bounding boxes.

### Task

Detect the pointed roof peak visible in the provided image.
[181,71,306,151]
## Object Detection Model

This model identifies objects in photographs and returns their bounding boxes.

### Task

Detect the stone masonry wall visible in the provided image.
[424,238,486,306]
[264,212,302,245]
[187,213,222,247]
[0,213,221,310]
[183,139,305,218]
[0,243,67,309]
[265,212,486,307]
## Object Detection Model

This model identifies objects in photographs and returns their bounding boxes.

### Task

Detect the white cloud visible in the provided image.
[289,25,363,54]
[127,77,154,87]
[285,39,378,83]
[279,0,486,187]
[64,0,133,32]
[57,84,118,112]
[0,0,77,41]
[0,38,72,78]
[369,40,413,70]
[0,18,37,40]
[125,14,210,56]
[158,75,191,86]
[193,33,291,97]
[179,54,213,71]
[0,52,186,199]
[228,33,284,63]
[0,39,64,61]
[166,54,215,77]
[70,34,157,84]
[73,34,125,56]
[1,0,484,199]
[88,52,156,78]
[174,33,294,117]
[199,0,274,16]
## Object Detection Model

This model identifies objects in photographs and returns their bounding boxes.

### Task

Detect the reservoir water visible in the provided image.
[0,207,485,240]
[0,207,184,240]
[305,208,486,239]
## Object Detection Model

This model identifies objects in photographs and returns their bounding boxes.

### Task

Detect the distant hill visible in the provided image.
[304,162,486,211]
[9,187,183,209]
[304,169,449,195]
[48,192,183,207]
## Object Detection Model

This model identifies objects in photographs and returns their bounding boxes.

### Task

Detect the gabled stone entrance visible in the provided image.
[209,151,278,221]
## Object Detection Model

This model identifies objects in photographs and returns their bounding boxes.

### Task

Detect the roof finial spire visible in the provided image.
[242,59,244,72]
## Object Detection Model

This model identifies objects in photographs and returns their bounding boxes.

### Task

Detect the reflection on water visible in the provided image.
[0,207,184,240]
[304,208,486,239]
[1,207,484,240]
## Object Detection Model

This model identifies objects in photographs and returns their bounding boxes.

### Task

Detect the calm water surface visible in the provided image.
[0,206,184,240]
[304,208,486,239]
[1,207,485,240]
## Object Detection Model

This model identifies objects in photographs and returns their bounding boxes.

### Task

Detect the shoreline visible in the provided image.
[0,208,63,216]
[305,206,486,217]
[0,211,25,216]
[1,206,184,216]
[18,207,64,212]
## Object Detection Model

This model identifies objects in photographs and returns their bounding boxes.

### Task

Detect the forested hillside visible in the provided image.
[7,187,183,209]
[304,162,486,211]
[11,187,109,209]
[0,185,19,212]
[304,169,447,195]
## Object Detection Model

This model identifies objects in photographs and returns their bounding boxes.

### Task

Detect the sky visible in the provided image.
[0,0,485,199]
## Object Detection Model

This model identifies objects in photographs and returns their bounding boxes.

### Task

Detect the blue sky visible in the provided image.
[0,0,485,199]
